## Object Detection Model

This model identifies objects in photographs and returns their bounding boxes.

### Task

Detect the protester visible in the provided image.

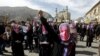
[69,20,77,56]
[4,25,11,47]
[11,21,24,56]
[2,25,11,52]
[95,23,100,40]
[38,10,76,56]
[26,22,34,52]
[76,22,81,35]
[86,23,95,47]
[0,22,5,55]
[33,22,39,49]
[39,25,50,56]
[94,22,98,40]
[80,23,86,41]
[95,23,100,56]
[21,22,28,49]
[0,10,99,56]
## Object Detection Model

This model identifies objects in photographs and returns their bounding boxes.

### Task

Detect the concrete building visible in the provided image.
[85,1,100,23]
[55,6,71,23]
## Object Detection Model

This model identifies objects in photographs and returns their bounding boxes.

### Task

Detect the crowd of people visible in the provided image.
[76,21,100,47]
[0,11,100,56]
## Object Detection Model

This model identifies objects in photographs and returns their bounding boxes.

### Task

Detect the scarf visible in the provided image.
[42,25,47,35]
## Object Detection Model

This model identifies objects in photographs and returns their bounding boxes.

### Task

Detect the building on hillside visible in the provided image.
[85,1,100,23]
[55,6,71,23]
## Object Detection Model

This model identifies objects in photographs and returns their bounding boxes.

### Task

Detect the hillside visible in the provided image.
[0,7,52,21]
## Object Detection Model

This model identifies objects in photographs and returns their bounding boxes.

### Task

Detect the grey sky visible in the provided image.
[0,0,99,19]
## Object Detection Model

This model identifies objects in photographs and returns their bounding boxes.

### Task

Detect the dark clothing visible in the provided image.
[34,26,40,48]
[39,24,51,56]
[11,30,24,56]
[0,25,5,41]
[26,25,33,44]
[53,25,59,34]
[40,17,75,56]
[80,25,86,41]
[26,25,34,51]
[0,25,5,54]
[76,23,81,34]
[94,24,98,34]
[95,24,100,36]
[0,41,3,54]
[39,44,51,56]
[0,25,5,34]
[86,27,95,47]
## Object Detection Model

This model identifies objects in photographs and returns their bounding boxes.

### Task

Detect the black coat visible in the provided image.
[26,25,33,43]
[76,23,81,33]
[11,30,24,56]
[87,27,95,42]
[95,24,100,36]
[40,16,75,56]
[0,25,5,41]
[80,26,86,37]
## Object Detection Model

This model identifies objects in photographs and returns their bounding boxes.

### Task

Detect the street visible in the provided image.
[4,47,39,56]
[76,36,99,56]
[2,36,99,56]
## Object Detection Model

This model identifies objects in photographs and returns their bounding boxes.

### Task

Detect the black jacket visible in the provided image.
[95,24,100,36]
[0,25,5,41]
[40,16,66,56]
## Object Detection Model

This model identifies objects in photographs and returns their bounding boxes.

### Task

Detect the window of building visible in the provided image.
[94,9,96,15]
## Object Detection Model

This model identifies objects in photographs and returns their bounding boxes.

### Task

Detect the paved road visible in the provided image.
[76,36,99,56]
[4,47,39,56]
[3,36,99,56]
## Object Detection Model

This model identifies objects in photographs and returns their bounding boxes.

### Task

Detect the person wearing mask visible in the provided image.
[38,10,75,56]
[11,21,24,56]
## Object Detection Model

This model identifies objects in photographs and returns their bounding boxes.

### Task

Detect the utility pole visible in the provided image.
[55,8,58,17]
[55,8,58,22]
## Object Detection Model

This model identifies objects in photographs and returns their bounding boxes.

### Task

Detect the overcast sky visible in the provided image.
[0,0,99,19]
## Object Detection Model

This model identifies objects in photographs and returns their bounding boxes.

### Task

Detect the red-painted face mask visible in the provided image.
[59,23,70,42]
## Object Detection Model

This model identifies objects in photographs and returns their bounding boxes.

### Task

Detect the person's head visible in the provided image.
[11,21,21,33]
[59,23,70,41]
[21,21,25,26]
